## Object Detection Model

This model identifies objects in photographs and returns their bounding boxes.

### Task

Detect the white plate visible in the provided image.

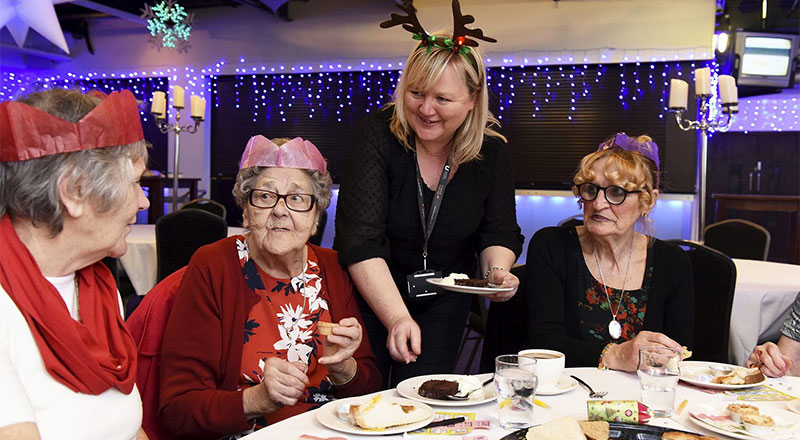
[426,278,514,295]
[396,373,495,406]
[688,403,799,440]
[787,399,800,415]
[316,395,434,435]
[536,374,578,396]
[679,361,767,390]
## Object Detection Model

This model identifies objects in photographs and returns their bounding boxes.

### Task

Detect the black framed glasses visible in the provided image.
[575,182,641,206]
[249,189,316,212]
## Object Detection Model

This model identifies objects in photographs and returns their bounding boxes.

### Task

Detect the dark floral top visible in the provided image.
[578,265,654,343]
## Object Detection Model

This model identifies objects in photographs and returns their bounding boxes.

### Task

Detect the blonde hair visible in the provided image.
[573,135,659,232]
[387,30,505,166]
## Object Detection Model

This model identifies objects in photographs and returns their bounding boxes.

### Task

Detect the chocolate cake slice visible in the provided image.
[454,278,489,287]
[417,379,459,399]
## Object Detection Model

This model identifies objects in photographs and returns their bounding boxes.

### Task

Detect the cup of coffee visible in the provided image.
[518,349,565,389]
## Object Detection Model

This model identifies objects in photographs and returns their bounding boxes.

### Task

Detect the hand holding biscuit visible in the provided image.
[318,318,362,379]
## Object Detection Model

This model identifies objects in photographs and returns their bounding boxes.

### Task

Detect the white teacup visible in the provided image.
[518,349,565,389]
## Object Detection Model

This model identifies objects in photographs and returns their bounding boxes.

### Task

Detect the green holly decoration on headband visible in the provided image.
[382,0,495,64]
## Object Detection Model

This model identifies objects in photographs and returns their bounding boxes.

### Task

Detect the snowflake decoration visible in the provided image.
[141,0,194,52]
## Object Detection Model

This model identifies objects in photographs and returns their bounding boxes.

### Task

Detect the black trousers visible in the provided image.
[359,292,472,389]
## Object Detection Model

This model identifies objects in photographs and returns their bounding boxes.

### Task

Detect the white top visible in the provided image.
[0,274,142,440]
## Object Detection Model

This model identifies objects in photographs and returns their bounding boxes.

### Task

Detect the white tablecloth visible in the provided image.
[729,259,800,365]
[242,367,800,439]
[119,224,246,296]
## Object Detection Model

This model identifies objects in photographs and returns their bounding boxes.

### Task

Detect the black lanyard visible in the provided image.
[414,153,452,270]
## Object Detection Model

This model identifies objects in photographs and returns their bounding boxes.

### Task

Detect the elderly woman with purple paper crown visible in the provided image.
[0,88,149,439]
[157,136,379,438]
[524,133,694,372]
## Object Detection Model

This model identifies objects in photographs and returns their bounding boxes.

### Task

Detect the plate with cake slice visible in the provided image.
[317,394,434,435]
[426,273,514,295]
[396,373,495,406]
[679,361,767,390]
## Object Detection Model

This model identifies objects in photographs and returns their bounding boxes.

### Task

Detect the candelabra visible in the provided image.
[669,69,738,241]
[150,87,206,213]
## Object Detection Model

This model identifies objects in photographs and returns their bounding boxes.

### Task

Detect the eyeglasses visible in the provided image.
[576,182,641,206]
[249,189,316,212]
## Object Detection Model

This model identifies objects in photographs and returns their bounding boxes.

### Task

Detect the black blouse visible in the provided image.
[525,226,694,367]
[334,108,524,301]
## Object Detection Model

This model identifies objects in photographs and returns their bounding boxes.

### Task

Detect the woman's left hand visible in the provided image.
[318,317,362,368]
[486,268,519,302]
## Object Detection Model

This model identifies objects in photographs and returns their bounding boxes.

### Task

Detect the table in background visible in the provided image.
[712,194,800,264]
[140,175,201,224]
[119,224,246,296]
[242,367,800,439]
[729,258,800,365]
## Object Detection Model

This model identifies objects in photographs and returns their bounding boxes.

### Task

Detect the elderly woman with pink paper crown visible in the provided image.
[157,136,380,438]
[524,133,694,372]
[0,88,149,439]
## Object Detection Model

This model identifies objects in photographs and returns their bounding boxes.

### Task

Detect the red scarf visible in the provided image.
[0,215,137,395]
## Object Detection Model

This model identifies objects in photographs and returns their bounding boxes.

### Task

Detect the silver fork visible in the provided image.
[570,375,608,398]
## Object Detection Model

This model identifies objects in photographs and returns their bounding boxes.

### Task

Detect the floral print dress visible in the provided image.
[578,264,654,343]
[233,237,335,433]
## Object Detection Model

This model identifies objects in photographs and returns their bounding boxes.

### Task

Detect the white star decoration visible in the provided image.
[0,0,73,54]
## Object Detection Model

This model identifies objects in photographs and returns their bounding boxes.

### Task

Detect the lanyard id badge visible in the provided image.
[406,153,451,299]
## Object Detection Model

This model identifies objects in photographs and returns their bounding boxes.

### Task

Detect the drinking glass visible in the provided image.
[637,346,681,417]
[494,354,537,430]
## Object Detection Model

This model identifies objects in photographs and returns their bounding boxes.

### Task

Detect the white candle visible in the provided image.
[151,91,166,116]
[668,79,689,109]
[172,85,185,109]
[190,95,205,119]
[718,75,738,104]
[694,67,711,96]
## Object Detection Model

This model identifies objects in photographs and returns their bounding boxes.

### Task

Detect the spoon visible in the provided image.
[446,376,494,400]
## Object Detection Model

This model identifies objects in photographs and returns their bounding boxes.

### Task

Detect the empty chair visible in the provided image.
[181,198,227,219]
[455,294,489,374]
[558,214,584,229]
[155,209,227,282]
[704,219,770,261]
[667,240,737,363]
[126,267,187,440]
[480,264,529,373]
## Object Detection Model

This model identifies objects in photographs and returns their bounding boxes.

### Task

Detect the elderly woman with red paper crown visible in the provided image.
[334,0,524,388]
[157,136,379,438]
[0,89,149,439]
[524,133,694,372]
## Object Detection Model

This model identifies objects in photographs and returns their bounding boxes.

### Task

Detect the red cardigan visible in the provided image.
[158,238,380,439]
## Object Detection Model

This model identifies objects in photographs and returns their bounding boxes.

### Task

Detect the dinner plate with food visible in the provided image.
[316,394,433,435]
[396,373,495,406]
[688,402,799,440]
[499,416,709,440]
[679,361,766,389]
[426,273,514,295]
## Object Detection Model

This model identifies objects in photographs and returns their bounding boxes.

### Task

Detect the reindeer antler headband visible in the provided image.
[380,0,496,64]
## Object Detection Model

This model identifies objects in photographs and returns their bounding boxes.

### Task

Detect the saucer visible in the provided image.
[536,374,578,395]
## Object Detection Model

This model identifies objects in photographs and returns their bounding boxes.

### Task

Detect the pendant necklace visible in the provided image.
[593,238,633,340]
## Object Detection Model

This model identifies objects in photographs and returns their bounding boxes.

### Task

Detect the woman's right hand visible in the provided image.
[387,315,421,364]
[243,357,309,417]
[747,341,792,377]
[605,331,683,372]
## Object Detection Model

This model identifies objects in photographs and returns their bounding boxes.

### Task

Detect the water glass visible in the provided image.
[637,346,681,417]
[494,354,537,430]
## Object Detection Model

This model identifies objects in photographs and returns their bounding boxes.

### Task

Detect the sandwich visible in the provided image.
[348,394,431,430]
[711,367,765,385]
[526,416,587,440]
[577,420,609,440]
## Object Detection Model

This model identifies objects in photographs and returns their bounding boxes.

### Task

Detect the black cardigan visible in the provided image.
[524,226,694,367]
